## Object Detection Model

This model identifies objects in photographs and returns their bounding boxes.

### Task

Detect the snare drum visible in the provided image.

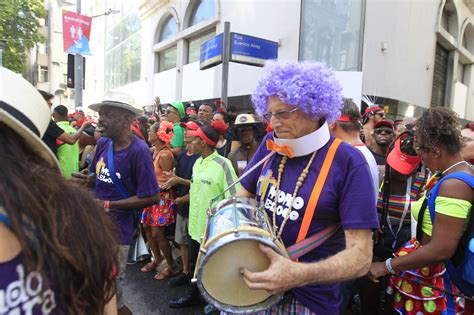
[195,197,288,313]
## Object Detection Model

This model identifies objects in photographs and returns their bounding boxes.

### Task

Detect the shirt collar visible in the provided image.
[273,121,331,157]
[201,150,219,162]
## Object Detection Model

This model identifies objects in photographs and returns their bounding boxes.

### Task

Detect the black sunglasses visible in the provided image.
[374,127,394,135]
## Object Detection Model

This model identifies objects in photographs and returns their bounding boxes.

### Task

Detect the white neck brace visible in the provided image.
[273,121,331,157]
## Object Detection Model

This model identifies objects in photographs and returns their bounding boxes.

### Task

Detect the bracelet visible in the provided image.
[385,258,396,274]
[103,200,110,211]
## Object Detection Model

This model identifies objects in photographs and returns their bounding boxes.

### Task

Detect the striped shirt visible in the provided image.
[377,171,427,224]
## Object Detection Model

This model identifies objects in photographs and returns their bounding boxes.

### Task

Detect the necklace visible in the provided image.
[441,160,470,175]
[272,151,318,239]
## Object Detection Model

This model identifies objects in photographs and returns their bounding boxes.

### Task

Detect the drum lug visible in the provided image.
[191,277,197,284]
[200,248,207,255]
[234,229,240,237]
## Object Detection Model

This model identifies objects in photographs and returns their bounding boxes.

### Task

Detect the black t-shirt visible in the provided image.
[41,119,64,155]
[216,140,231,157]
[369,148,387,165]
[174,151,200,217]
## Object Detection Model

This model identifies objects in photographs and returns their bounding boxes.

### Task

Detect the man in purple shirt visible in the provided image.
[73,92,160,315]
[237,61,379,314]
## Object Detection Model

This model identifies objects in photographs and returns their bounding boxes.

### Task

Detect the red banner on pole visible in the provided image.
[62,10,92,55]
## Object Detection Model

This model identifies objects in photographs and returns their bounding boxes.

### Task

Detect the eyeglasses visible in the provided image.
[263,108,299,121]
[372,112,385,118]
[166,109,177,115]
[374,127,394,135]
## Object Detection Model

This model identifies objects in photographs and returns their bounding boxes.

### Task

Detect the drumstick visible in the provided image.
[209,151,277,206]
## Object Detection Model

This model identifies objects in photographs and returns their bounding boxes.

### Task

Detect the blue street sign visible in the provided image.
[200,33,223,70]
[230,33,278,67]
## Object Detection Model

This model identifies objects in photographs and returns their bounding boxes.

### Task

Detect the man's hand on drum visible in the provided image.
[242,244,301,295]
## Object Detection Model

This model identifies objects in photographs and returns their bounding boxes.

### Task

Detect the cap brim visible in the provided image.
[180,121,200,131]
[387,139,420,175]
[387,152,418,175]
[89,101,143,116]
[186,129,200,137]
[374,121,394,129]
[0,110,58,168]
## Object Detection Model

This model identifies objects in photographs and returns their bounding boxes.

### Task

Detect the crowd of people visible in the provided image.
[1,60,473,315]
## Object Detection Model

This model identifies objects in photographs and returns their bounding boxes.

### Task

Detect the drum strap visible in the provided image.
[287,224,341,260]
[291,138,342,260]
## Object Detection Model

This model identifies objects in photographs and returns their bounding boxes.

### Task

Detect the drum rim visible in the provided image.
[196,232,285,313]
[212,197,259,214]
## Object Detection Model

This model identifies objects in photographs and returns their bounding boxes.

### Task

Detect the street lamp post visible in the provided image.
[74,5,119,110]
[0,40,6,67]
[74,0,83,110]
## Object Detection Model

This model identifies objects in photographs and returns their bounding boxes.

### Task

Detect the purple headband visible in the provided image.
[251,60,343,123]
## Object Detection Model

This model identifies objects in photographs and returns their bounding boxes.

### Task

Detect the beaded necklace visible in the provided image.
[272,151,318,239]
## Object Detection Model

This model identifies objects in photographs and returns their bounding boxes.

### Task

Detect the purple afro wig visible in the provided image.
[251,60,343,123]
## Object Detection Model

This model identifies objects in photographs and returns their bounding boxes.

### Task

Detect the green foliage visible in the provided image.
[0,0,46,73]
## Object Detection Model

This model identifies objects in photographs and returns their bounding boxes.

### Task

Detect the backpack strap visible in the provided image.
[427,172,474,224]
[107,140,132,199]
[427,171,474,304]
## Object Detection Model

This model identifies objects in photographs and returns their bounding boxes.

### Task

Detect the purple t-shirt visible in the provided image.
[91,136,160,245]
[0,254,58,314]
[240,133,379,314]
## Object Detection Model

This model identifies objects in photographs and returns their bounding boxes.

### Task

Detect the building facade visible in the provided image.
[132,0,473,119]
[47,0,472,119]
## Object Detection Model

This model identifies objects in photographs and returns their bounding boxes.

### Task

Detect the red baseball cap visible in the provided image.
[387,136,421,175]
[180,121,200,131]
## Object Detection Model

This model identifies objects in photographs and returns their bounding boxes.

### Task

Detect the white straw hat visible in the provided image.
[89,91,143,116]
[0,67,59,167]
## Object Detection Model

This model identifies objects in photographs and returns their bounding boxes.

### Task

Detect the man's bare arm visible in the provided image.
[298,229,373,285]
[58,122,90,144]
[109,194,160,210]
[242,229,373,294]
[235,187,254,198]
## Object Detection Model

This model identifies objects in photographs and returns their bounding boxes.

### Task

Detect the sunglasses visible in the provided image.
[263,108,299,121]
[374,127,394,135]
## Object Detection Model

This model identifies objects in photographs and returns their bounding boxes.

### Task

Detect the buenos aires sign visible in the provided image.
[230,33,278,67]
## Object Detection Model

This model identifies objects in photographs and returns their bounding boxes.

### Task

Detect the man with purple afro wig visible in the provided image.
[236,61,379,314]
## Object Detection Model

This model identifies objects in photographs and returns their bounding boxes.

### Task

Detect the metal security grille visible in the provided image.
[430,44,449,107]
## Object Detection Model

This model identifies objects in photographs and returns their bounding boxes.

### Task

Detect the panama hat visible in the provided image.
[0,67,58,167]
[89,91,143,116]
[225,113,265,141]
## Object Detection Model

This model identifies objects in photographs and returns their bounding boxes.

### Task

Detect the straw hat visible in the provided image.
[0,67,58,167]
[225,113,265,141]
[89,91,143,116]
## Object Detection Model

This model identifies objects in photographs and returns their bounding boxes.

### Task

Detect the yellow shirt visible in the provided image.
[412,196,472,236]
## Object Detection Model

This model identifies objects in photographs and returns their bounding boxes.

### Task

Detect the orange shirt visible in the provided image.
[153,147,174,186]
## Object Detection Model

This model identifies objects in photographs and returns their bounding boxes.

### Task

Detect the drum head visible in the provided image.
[201,238,272,307]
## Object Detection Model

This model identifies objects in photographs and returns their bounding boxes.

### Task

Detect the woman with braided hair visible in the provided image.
[140,121,178,280]
[368,107,474,314]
